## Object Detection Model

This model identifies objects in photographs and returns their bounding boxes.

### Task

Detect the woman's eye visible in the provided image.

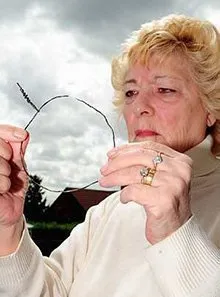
[125,90,138,97]
[158,88,176,94]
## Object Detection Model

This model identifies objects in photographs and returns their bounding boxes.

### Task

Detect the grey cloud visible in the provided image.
[40,0,174,56]
[25,95,116,140]
[1,52,61,126]
[1,0,220,56]
[30,0,220,56]
[26,144,107,195]
[0,1,32,22]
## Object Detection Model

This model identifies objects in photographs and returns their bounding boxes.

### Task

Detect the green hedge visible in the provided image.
[28,221,80,256]
[30,221,79,231]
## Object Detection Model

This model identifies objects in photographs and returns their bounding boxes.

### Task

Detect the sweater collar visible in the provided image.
[185,135,220,178]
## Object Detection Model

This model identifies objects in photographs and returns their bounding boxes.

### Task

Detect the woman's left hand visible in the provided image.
[99,141,193,244]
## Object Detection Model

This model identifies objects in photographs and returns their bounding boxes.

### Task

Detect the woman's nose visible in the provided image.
[133,92,154,117]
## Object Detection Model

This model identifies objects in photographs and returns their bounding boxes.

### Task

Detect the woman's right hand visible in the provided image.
[0,125,29,228]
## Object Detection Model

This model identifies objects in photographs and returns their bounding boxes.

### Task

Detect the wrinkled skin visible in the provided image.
[0,125,28,255]
[99,54,216,244]
[0,125,29,227]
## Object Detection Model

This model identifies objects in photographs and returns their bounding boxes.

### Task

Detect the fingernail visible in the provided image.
[100,163,108,173]
[107,149,118,158]
[98,177,109,188]
[98,177,103,185]
[13,128,27,139]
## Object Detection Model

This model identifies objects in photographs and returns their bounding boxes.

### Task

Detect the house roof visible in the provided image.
[50,187,116,210]
[47,187,117,222]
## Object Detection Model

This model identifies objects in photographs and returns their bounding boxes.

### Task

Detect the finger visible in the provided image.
[120,184,175,215]
[120,183,159,205]
[99,167,191,197]
[10,134,30,167]
[102,149,168,175]
[0,158,11,176]
[120,183,191,223]
[108,141,193,166]
[101,151,192,182]
[0,138,13,160]
[99,166,163,188]
[108,141,180,159]
[0,125,27,142]
[120,184,180,224]
[0,175,11,194]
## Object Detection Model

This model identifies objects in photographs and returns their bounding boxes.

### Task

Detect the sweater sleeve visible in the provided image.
[145,216,220,297]
[0,196,110,297]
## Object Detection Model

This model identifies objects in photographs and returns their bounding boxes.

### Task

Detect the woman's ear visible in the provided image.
[207,113,216,127]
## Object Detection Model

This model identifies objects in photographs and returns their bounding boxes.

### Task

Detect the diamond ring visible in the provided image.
[153,152,163,169]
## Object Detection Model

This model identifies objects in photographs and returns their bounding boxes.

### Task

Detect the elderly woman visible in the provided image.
[0,14,220,297]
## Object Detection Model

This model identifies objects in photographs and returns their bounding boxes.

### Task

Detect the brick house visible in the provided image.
[46,187,116,223]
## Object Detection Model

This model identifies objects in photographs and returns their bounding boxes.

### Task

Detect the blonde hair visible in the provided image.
[111,14,220,154]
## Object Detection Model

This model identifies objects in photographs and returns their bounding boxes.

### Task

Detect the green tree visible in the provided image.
[24,175,48,222]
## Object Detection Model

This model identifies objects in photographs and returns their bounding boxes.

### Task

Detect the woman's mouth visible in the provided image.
[135,130,159,138]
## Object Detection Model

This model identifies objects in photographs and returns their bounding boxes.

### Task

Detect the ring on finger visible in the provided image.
[140,167,156,186]
[140,166,149,177]
[153,151,163,169]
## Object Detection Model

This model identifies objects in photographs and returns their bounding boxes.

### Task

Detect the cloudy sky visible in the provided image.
[0,0,220,204]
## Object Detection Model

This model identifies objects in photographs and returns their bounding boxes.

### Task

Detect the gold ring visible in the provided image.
[140,167,156,186]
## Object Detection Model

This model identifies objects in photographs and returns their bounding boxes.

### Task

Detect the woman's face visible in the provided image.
[122,54,216,152]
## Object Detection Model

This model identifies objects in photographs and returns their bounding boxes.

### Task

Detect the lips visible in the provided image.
[135,130,158,137]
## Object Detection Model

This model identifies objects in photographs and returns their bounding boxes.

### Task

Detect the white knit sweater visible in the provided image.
[0,136,220,297]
